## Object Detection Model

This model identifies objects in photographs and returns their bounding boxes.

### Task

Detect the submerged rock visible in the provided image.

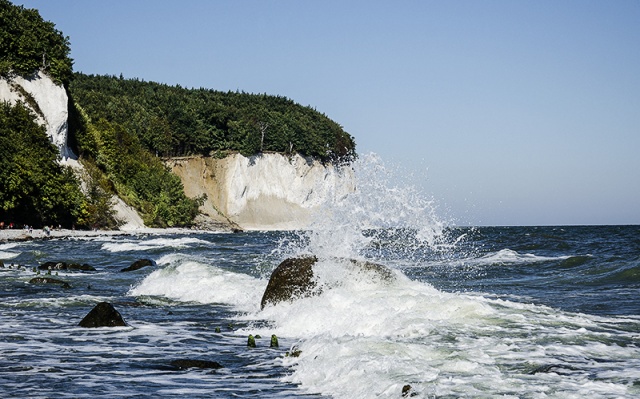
[121,258,155,272]
[67,263,96,271]
[78,302,127,328]
[529,363,581,375]
[169,359,223,370]
[260,256,395,309]
[402,384,418,397]
[29,277,71,289]
[38,261,95,271]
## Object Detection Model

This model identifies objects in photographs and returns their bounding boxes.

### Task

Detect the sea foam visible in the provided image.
[102,237,210,253]
[129,254,264,312]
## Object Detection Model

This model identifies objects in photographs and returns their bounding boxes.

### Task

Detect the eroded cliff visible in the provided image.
[166,153,355,230]
[0,71,73,159]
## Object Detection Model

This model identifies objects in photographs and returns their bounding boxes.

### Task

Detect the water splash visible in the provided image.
[273,153,456,265]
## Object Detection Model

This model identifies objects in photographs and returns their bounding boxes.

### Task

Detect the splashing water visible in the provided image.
[275,153,453,264]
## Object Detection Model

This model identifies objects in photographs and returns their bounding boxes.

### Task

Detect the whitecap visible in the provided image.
[102,237,210,252]
[129,255,264,312]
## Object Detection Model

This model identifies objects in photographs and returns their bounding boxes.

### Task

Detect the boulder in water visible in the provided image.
[38,261,96,271]
[67,263,96,271]
[29,277,71,289]
[260,256,395,309]
[121,258,155,272]
[260,256,318,309]
[78,302,127,328]
[38,261,67,270]
[402,384,418,397]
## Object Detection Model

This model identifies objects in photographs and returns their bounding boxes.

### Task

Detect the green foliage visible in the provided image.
[70,103,200,228]
[0,102,85,227]
[78,160,119,229]
[0,0,73,85]
[69,73,357,163]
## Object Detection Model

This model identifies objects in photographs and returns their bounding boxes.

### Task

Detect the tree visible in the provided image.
[0,102,85,227]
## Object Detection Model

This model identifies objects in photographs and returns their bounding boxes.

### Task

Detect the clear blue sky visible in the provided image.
[18,0,640,226]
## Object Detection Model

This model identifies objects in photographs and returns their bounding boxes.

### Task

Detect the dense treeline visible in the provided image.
[69,73,357,163]
[0,102,85,227]
[0,0,73,85]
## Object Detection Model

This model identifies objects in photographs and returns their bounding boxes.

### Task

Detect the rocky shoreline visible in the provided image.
[0,227,228,243]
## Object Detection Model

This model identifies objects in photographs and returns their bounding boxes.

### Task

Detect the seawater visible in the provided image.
[1,159,639,398]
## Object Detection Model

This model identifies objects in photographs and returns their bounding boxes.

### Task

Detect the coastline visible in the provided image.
[0,227,227,243]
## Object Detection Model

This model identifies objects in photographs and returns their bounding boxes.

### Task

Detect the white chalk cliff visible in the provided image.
[167,153,355,230]
[0,71,74,160]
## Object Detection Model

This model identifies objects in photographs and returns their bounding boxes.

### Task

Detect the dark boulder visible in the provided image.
[170,359,223,370]
[39,261,67,270]
[260,256,395,309]
[260,256,318,309]
[67,263,96,271]
[29,277,71,289]
[78,302,127,328]
[38,261,96,271]
[121,258,155,272]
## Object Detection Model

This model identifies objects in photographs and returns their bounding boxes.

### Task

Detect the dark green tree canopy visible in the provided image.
[0,102,85,227]
[0,0,73,85]
[69,73,357,163]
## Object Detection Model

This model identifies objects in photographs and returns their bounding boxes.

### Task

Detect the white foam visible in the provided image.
[101,237,210,252]
[129,255,264,312]
[243,267,640,398]
[477,248,570,265]
[0,250,20,260]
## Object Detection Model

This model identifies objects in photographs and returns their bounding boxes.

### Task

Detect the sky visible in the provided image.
[17,0,640,226]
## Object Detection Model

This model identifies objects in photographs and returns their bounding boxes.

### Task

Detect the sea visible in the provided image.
[1,157,639,398]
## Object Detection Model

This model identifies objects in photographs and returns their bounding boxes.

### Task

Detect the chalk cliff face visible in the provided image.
[167,153,355,230]
[0,72,74,159]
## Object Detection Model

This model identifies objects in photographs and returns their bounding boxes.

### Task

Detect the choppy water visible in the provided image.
[1,158,639,398]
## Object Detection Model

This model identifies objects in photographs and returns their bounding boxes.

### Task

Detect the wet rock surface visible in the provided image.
[78,302,127,328]
[260,256,395,309]
[121,258,155,272]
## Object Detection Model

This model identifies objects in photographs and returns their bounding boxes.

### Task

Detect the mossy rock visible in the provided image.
[29,277,71,289]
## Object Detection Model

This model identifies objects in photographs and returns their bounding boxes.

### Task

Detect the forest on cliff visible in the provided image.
[69,73,356,163]
[1,0,356,229]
